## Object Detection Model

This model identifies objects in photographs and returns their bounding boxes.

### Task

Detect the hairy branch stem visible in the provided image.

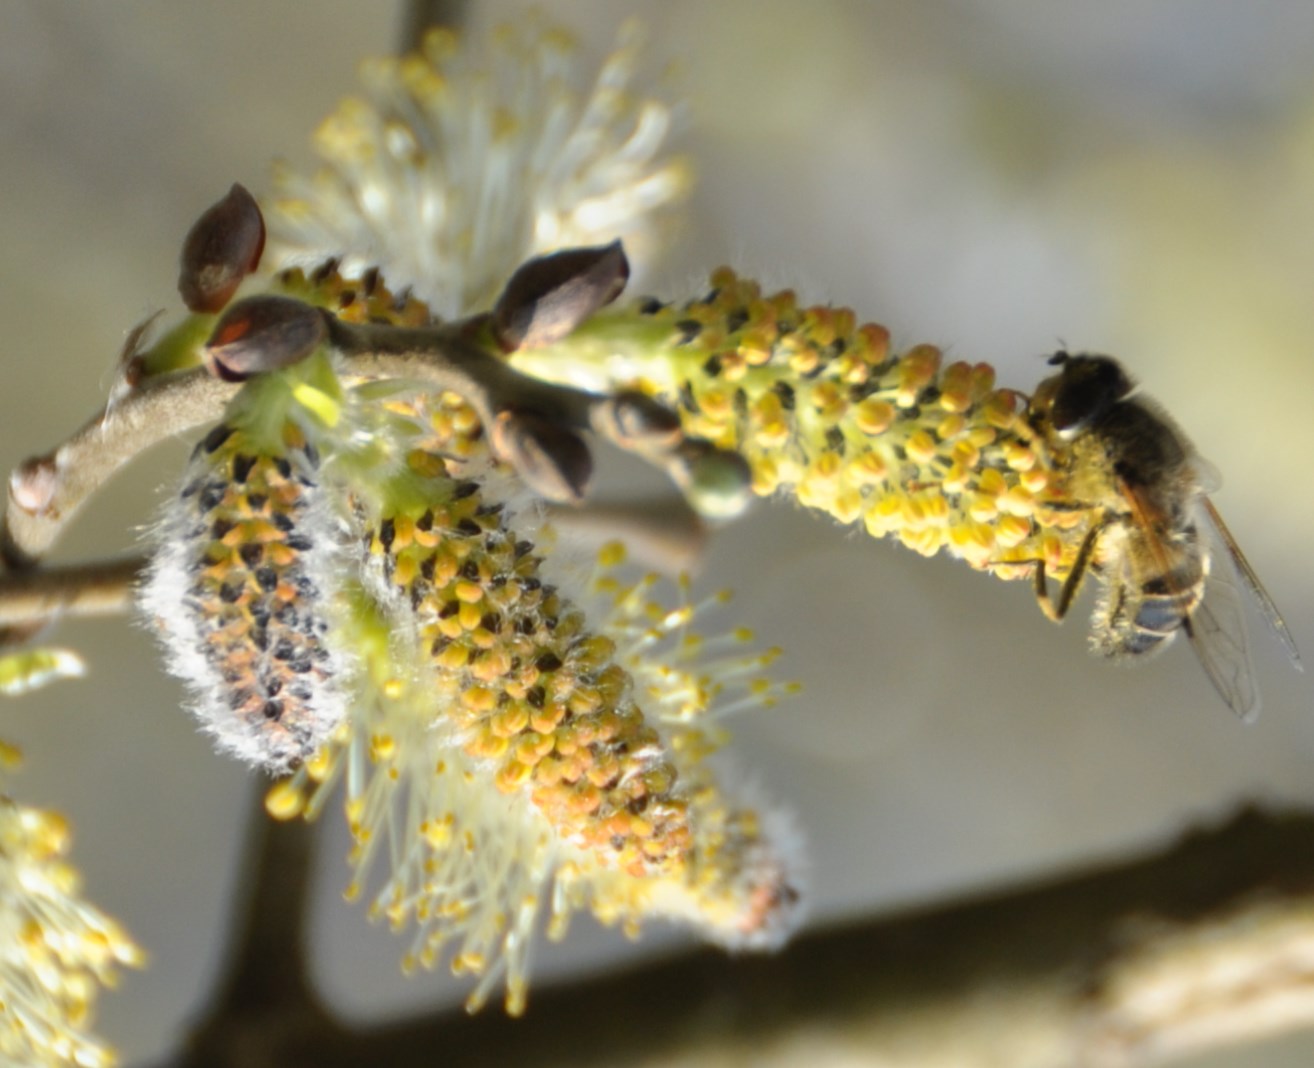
[3,371,236,570]
[0,555,143,635]
[3,310,720,572]
[324,319,598,433]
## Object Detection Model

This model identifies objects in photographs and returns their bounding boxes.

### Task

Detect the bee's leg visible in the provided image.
[1033,517,1108,623]
[1032,560,1061,621]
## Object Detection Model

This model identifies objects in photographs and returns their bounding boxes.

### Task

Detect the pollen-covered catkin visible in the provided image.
[265,404,802,1013]
[0,753,143,1068]
[265,20,691,318]
[141,252,804,1011]
[362,463,693,878]
[141,379,350,772]
[513,268,1094,583]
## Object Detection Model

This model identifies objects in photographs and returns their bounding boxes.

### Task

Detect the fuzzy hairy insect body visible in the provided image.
[1028,352,1300,719]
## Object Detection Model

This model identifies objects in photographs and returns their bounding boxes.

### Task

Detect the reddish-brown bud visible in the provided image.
[178,183,267,314]
[492,241,630,351]
[204,296,327,382]
[489,410,593,503]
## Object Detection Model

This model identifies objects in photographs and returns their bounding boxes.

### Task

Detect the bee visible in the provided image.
[1025,351,1301,720]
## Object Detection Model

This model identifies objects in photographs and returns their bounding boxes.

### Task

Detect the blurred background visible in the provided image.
[2,1,1314,1064]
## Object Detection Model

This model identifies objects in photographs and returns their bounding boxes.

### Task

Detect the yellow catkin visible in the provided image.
[241,260,803,1015]
[365,458,694,880]
[527,270,1099,586]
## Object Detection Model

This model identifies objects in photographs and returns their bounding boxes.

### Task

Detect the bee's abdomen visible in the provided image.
[1126,590,1197,653]
[1096,569,1202,660]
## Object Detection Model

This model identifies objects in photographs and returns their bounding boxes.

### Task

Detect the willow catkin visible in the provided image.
[141,376,351,772]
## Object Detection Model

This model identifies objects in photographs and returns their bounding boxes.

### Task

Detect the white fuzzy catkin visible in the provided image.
[141,416,351,772]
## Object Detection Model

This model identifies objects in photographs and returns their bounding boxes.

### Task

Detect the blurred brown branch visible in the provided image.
[159,797,331,1068]
[147,806,1314,1068]
[0,555,144,645]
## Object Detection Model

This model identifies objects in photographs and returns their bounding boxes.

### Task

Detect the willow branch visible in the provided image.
[0,555,143,636]
[325,320,607,438]
[3,371,236,570]
[324,309,749,515]
[327,317,697,457]
[4,310,730,571]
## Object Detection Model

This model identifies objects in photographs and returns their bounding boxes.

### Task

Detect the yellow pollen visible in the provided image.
[265,781,305,820]
[905,430,938,465]
[996,514,1033,548]
[853,397,895,436]
[454,580,485,604]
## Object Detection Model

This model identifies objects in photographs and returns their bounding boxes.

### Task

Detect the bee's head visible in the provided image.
[1029,351,1135,439]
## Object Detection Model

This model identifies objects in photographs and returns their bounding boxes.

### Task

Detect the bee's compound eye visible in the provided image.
[1048,355,1133,433]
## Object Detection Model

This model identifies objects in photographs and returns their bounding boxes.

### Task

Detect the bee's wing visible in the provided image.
[1200,497,1303,671]
[1120,480,1261,719]
[1182,535,1261,722]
